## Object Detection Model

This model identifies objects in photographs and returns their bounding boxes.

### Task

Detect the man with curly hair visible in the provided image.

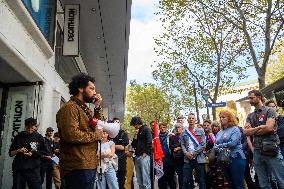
[56,73,104,189]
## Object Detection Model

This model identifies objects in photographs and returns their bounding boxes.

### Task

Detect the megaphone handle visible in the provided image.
[99,140,102,181]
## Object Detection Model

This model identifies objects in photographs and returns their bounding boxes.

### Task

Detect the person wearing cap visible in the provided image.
[40,127,55,189]
[9,117,46,189]
[169,123,184,189]
[131,116,152,189]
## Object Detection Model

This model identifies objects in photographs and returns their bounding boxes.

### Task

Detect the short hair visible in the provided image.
[248,89,263,97]
[68,73,95,96]
[265,99,277,107]
[25,117,37,128]
[174,123,183,128]
[177,115,184,119]
[159,123,167,129]
[54,132,59,138]
[188,112,195,117]
[219,110,238,128]
[130,116,143,126]
[112,117,120,122]
[248,89,265,103]
[203,119,211,125]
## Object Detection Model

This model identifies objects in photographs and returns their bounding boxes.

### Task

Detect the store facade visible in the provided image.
[0,0,131,187]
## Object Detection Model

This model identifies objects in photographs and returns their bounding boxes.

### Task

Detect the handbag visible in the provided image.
[206,148,216,164]
[261,137,279,157]
[216,148,231,166]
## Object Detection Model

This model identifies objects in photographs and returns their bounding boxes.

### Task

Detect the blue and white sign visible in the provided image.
[22,0,56,46]
[208,102,227,108]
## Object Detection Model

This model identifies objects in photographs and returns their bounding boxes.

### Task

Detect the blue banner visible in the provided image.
[22,0,56,46]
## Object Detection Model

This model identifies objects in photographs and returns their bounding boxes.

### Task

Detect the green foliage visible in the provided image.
[266,51,284,85]
[182,0,284,89]
[122,81,180,131]
[154,0,249,119]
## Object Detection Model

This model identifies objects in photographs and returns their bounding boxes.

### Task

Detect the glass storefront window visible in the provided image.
[21,0,56,47]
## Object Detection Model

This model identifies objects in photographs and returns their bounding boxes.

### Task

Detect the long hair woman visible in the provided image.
[215,110,246,189]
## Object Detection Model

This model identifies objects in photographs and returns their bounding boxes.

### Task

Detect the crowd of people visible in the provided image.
[8,73,284,189]
[151,89,284,189]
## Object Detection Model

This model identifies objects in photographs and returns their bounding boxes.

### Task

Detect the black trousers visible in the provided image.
[117,156,127,189]
[12,168,42,189]
[40,161,53,189]
[158,160,176,189]
[175,159,184,189]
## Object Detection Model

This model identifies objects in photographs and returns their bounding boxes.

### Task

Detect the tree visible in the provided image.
[190,0,284,89]
[122,81,180,131]
[154,0,248,119]
[266,41,284,84]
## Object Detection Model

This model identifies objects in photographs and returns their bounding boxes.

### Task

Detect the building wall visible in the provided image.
[0,0,70,187]
[217,83,257,125]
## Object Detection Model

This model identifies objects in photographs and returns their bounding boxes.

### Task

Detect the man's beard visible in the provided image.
[83,92,94,103]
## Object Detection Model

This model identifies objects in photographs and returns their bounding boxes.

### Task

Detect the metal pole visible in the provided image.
[193,82,200,123]
[206,100,210,119]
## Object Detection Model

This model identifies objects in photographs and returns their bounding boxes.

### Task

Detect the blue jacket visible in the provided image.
[215,126,246,159]
[159,132,171,162]
[181,127,206,163]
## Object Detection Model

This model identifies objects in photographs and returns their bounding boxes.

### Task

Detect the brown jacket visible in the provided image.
[56,99,100,176]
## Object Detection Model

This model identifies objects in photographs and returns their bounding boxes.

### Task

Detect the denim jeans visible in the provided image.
[254,150,284,189]
[280,146,284,157]
[135,155,151,189]
[61,169,96,189]
[182,160,206,189]
[223,157,246,189]
[97,165,119,189]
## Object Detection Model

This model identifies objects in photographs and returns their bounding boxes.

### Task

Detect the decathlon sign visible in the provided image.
[63,4,80,56]
[8,94,28,142]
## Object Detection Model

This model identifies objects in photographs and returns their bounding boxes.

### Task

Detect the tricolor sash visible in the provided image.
[185,128,200,147]
[209,133,216,144]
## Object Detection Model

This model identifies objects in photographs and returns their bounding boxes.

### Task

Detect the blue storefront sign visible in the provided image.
[22,0,56,46]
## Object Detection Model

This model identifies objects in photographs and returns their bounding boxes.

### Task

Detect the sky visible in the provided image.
[127,0,161,84]
[127,1,258,86]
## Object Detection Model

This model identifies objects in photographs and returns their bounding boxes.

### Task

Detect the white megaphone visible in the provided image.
[97,120,120,138]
